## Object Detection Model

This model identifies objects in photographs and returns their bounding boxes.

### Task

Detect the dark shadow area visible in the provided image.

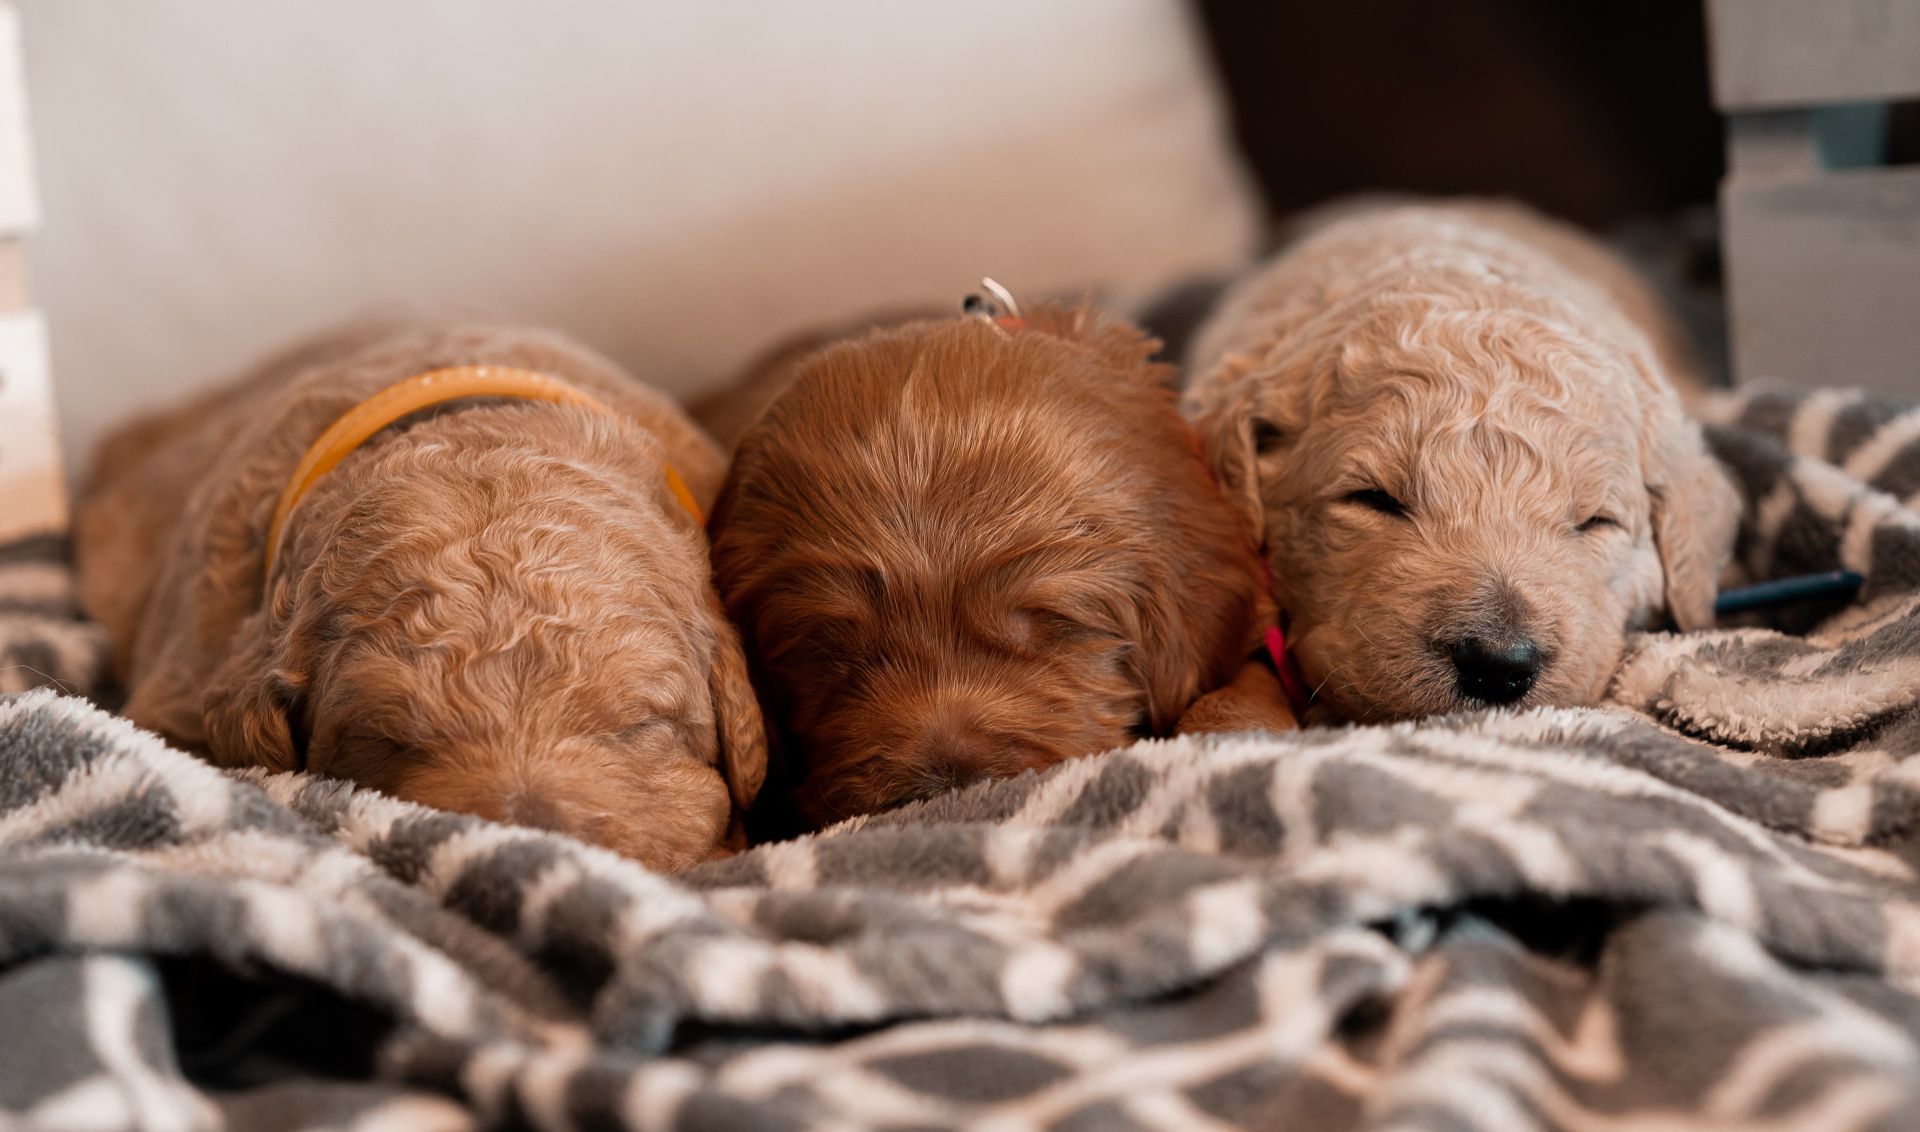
[161,958,397,1090]
[1193,1,1725,228]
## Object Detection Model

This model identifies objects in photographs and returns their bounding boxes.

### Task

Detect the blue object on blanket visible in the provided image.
[1714,570,1864,615]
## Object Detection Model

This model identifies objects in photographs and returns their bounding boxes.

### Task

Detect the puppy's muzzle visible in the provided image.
[891,708,1072,805]
[1447,636,1543,705]
[903,721,1003,801]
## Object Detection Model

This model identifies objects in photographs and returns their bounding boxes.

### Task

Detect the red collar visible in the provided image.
[1263,621,1313,719]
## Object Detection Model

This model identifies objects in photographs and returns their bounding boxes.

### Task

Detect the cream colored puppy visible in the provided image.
[1184,201,1738,721]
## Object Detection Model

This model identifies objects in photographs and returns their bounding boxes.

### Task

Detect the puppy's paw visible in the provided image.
[1175,660,1300,736]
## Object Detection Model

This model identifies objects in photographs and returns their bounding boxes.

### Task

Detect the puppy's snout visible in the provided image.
[1448,637,1542,705]
[912,722,998,794]
[913,756,994,801]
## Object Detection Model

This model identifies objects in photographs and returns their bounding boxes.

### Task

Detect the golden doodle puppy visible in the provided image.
[707,300,1267,829]
[1185,201,1738,721]
[76,320,765,869]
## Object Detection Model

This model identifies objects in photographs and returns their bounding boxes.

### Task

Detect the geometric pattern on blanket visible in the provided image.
[0,381,1918,1131]
[0,532,104,701]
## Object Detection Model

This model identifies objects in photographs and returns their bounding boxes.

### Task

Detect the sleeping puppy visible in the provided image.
[707,300,1266,828]
[1184,200,1739,722]
[76,320,766,869]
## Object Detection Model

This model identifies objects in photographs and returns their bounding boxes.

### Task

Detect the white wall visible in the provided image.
[17,0,1258,474]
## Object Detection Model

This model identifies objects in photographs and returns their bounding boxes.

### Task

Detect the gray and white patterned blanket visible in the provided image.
[5,382,1920,1132]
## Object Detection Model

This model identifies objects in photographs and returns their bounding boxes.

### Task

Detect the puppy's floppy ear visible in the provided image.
[1644,406,1740,632]
[200,614,306,772]
[1128,614,1216,733]
[1127,554,1265,734]
[1126,454,1268,734]
[703,592,768,810]
[1193,366,1284,548]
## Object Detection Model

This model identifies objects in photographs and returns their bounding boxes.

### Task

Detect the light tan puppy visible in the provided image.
[76,320,765,869]
[1185,201,1738,721]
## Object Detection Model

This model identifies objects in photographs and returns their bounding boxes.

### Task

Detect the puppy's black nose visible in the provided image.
[1449,638,1541,705]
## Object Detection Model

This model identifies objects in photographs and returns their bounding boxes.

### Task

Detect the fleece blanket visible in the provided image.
[4,382,1920,1132]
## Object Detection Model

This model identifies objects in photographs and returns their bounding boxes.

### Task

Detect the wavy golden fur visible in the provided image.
[1185,201,1739,722]
[708,304,1264,828]
[76,320,766,869]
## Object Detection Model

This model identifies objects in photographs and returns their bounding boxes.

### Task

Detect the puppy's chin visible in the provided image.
[789,734,1107,827]
[395,752,733,872]
[780,675,1142,827]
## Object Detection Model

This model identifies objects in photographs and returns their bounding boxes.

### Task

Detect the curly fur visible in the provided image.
[709,304,1264,828]
[1184,201,1739,722]
[75,320,766,869]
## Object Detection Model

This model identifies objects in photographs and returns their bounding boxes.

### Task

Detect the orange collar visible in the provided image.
[263,364,703,580]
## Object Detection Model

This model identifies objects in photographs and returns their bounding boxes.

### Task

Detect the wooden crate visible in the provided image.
[1708,0,1920,395]
[0,0,63,540]
[1709,0,1920,110]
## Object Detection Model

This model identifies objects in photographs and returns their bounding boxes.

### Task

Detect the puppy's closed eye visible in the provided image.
[1341,488,1410,519]
[1020,607,1120,649]
[763,613,862,667]
[1576,514,1622,534]
[608,717,679,746]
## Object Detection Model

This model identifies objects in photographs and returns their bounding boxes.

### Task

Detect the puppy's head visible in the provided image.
[203,405,766,870]
[1199,282,1737,721]
[711,305,1261,827]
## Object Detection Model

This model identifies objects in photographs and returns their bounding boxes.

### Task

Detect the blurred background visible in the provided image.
[1198,1,1724,226]
[18,0,1259,476]
[7,0,1916,488]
